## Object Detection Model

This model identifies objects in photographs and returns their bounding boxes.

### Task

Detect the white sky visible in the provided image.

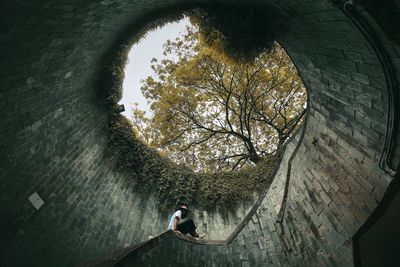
[119,17,190,120]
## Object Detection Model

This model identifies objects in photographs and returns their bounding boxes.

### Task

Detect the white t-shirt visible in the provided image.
[168,210,182,230]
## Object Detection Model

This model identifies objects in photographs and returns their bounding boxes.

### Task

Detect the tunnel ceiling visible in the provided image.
[1,0,399,267]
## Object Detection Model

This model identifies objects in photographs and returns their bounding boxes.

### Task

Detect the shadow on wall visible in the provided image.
[354,178,400,267]
[98,2,291,238]
[2,0,399,266]
[358,0,400,45]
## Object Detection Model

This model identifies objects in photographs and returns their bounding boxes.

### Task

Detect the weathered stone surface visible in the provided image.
[1,0,399,266]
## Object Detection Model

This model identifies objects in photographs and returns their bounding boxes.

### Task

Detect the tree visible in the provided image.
[133,23,307,172]
[131,103,154,147]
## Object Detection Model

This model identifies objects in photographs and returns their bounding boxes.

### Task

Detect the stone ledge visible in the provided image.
[83,128,304,267]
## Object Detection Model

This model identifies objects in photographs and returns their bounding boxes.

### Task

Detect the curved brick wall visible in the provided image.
[1,0,399,266]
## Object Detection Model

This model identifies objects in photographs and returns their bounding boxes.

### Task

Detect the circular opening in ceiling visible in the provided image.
[102,5,309,210]
[122,18,308,172]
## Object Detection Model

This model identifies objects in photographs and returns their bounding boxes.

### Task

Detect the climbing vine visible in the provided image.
[108,114,279,209]
[99,5,292,210]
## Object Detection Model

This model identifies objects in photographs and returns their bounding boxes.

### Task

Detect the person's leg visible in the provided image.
[176,218,198,237]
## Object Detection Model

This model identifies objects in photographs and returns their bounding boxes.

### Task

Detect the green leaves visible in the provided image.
[105,12,306,210]
[135,21,306,172]
[109,113,279,209]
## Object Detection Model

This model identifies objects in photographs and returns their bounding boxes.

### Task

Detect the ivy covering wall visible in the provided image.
[100,5,287,210]
[109,114,279,209]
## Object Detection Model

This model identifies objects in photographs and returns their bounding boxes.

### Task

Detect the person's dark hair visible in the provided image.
[175,202,188,209]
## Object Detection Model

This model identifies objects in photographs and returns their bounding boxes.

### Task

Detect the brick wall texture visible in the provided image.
[1,0,399,266]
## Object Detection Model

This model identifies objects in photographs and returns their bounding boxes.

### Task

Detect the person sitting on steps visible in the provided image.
[168,203,206,239]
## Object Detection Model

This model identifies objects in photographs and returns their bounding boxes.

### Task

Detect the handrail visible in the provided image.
[276,109,309,223]
[83,231,174,267]
[328,0,399,177]
[83,131,303,267]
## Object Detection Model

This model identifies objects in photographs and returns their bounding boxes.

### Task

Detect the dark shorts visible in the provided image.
[176,218,196,236]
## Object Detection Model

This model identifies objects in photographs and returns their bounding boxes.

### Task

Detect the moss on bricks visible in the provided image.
[100,5,283,210]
